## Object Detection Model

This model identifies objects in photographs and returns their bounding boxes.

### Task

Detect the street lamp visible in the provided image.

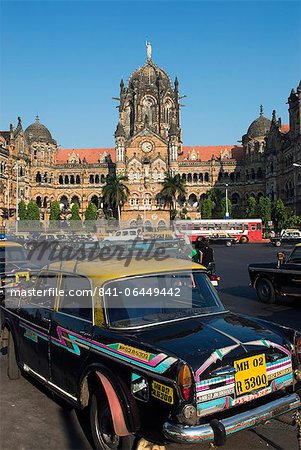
[225,183,229,219]
[12,163,19,233]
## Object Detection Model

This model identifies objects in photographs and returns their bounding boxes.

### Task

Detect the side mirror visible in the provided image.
[277,251,285,267]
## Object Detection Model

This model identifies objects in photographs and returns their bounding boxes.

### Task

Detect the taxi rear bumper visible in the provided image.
[163,392,301,445]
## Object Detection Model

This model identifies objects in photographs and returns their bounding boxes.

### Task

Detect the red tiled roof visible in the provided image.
[179,145,244,162]
[56,148,115,164]
[280,124,289,134]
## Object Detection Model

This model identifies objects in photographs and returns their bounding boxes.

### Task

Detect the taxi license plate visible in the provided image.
[234,354,267,395]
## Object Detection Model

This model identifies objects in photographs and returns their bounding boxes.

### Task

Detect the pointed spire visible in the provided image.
[18,116,22,125]
[120,78,125,94]
[174,77,179,92]
[115,121,125,138]
[272,110,277,123]
[35,115,40,123]
[297,80,301,93]
[260,105,263,116]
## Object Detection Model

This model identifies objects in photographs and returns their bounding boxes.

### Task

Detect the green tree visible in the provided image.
[160,172,186,220]
[70,203,81,220]
[221,197,232,219]
[272,199,287,231]
[49,201,61,221]
[246,196,257,218]
[102,173,130,221]
[18,200,27,220]
[84,203,98,221]
[26,201,40,220]
[257,196,271,228]
[201,197,213,219]
[285,215,301,228]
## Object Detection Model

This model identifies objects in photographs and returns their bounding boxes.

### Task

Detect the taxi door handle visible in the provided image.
[41,316,51,323]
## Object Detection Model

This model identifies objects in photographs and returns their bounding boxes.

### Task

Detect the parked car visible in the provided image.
[104,228,142,242]
[271,230,301,247]
[248,244,301,303]
[0,241,39,301]
[208,233,237,247]
[1,258,301,448]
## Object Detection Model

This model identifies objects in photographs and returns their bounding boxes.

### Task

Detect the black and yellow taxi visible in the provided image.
[1,257,301,449]
[249,243,301,304]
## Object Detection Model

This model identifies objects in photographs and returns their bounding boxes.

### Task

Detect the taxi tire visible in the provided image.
[90,392,135,450]
[256,278,276,304]
[7,332,20,380]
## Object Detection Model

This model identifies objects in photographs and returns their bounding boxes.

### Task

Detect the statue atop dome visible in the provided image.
[146,41,152,60]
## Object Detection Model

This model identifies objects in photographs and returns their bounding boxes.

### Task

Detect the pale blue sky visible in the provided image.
[1,1,300,148]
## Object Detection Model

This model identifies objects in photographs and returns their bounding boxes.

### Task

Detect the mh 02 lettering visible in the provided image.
[234,354,268,395]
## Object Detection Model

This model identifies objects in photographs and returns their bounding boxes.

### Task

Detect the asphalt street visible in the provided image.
[0,243,300,450]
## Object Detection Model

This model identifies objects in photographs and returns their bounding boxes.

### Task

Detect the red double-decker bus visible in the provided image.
[175,219,263,243]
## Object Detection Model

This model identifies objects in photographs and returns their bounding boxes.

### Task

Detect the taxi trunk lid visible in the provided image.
[136,313,293,417]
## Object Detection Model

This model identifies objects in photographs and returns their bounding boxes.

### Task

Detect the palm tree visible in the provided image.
[160,171,186,219]
[102,173,130,222]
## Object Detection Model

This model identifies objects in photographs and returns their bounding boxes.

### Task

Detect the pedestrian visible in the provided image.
[198,237,214,268]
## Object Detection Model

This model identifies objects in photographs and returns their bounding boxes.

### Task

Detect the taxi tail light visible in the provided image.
[178,364,193,401]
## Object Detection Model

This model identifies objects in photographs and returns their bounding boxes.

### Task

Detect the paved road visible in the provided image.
[1,243,300,450]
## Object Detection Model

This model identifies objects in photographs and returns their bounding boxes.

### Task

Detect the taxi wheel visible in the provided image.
[7,332,20,380]
[90,392,135,450]
[256,278,276,304]
[226,241,232,247]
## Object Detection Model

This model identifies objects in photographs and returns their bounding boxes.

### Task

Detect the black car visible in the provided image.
[249,244,301,303]
[208,234,237,247]
[271,230,301,247]
[1,257,301,449]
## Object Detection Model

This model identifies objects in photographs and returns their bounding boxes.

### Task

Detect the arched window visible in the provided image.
[101,174,106,183]
[59,175,63,185]
[60,195,69,211]
[70,175,75,184]
[90,195,98,208]
[231,193,240,205]
[89,174,94,184]
[76,175,80,184]
[64,175,69,184]
[199,173,203,182]
[71,195,80,206]
[188,193,198,207]
[36,172,42,183]
[43,197,48,208]
[204,172,209,182]
[181,174,187,181]
[193,173,198,182]
[187,173,192,183]
[44,172,48,183]
[36,196,42,208]
[257,168,263,180]
[95,175,100,184]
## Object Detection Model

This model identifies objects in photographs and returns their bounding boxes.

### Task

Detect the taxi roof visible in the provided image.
[48,258,205,286]
[296,243,301,247]
[0,241,22,248]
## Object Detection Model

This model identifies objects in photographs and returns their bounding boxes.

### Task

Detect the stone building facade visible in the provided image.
[0,51,300,228]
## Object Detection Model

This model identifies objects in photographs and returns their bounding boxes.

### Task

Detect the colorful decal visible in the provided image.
[195,340,293,417]
[20,323,48,343]
[19,322,177,374]
[151,380,174,404]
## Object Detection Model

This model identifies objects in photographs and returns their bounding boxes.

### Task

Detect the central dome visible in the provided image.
[247,107,271,139]
[128,59,172,91]
[25,116,55,144]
